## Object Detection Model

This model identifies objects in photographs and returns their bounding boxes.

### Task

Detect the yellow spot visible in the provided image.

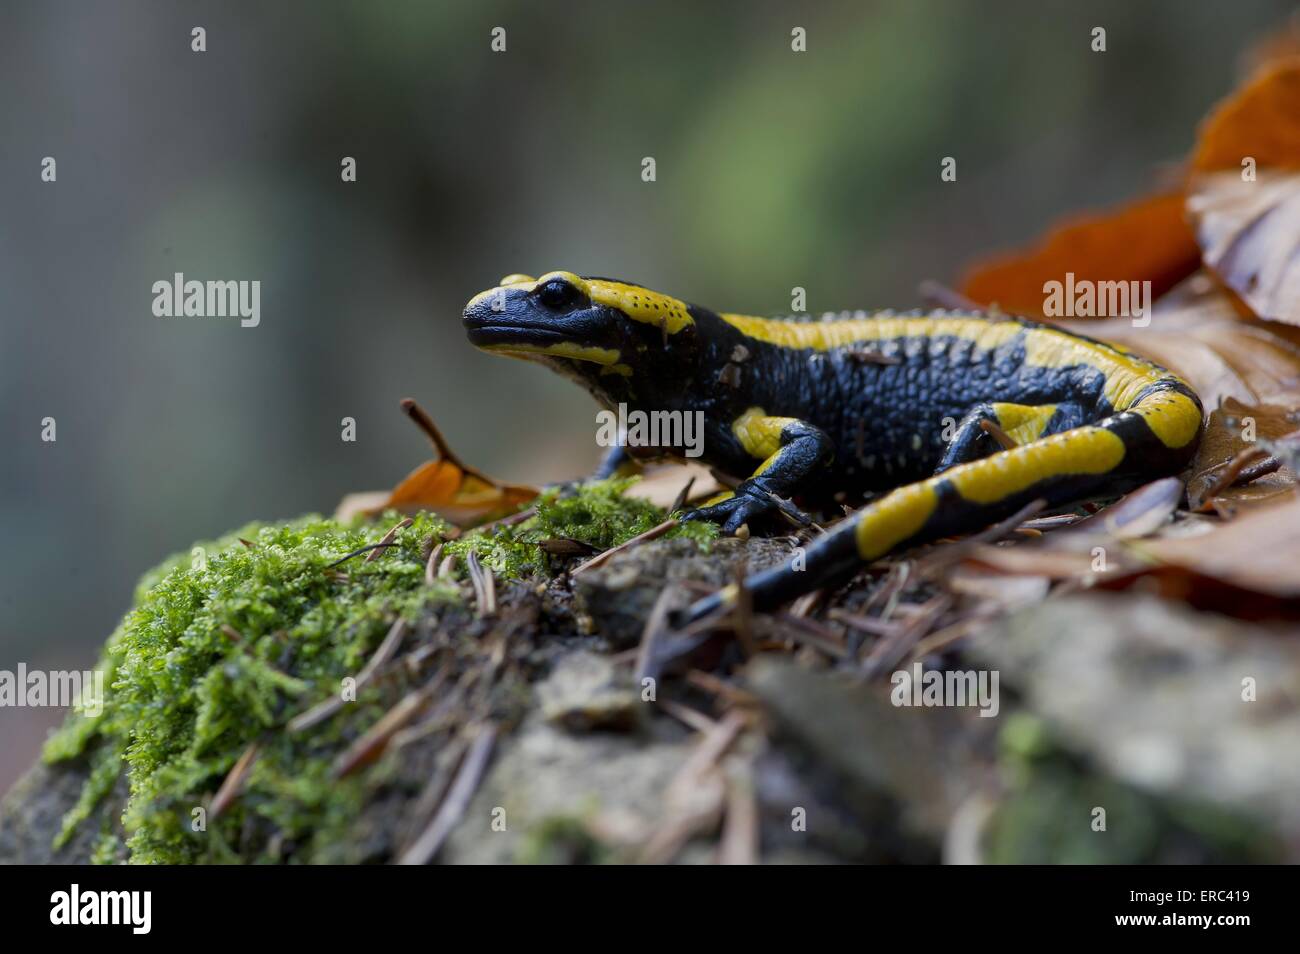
[854,482,939,560]
[700,490,735,507]
[945,427,1126,504]
[732,407,798,460]
[991,402,1058,444]
[499,273,536,285]
[579,276,694,333]
[718,313,1024,352]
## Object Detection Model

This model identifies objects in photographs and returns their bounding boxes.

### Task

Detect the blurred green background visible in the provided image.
[1,0,1293,788]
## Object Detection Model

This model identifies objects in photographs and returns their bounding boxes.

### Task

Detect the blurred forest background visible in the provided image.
[1,0,1295,791]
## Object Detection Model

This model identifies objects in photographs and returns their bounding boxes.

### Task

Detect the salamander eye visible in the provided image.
[536,278,587,311]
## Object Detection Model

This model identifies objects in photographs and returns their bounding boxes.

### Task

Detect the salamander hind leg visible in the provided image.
[684,423,1129,627]
[935,401,1086,474]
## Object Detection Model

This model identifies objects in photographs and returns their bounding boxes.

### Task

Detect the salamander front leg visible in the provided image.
[680,410,832,534]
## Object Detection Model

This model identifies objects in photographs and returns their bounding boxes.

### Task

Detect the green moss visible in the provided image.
[42,479,706,863]
[985,715,1279,864]
[447,477,716,579]
[516,814,615,865]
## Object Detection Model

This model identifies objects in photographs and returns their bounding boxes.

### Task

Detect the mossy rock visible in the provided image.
[11,480,714,864]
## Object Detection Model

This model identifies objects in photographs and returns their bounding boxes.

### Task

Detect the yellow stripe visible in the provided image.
[854,482,940,560]
[854,425,1127,559]
[699,490,735,507]
[1018,328,1200,448]
[944,427,1126,504]
[715,316,1196,449]
[482,341,622,366]
[718,313,1025,353]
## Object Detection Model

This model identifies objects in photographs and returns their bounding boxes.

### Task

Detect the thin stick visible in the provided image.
[365,517,413,563]
[400,397,463,465]
[979,418,1018,451]
[424,543,444,586]
[327,541,403,569]
[397,724,497,865]
[1193,446,1274,510]
[571,517,679,576]
[211,743,259,818]
[466,551,497,617]
[288,619,408,733]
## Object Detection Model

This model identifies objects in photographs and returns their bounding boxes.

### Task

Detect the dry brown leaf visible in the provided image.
[1051,277,1300,411]
[336,400,538,527]
[1184,62,1300,325]
[1187,398,1300,513]
[960,191,1200,318]
[1187,171,1300,325]
[1136,490,1300,598]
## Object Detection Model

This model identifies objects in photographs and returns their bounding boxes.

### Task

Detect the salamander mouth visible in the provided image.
[464,324,568,348]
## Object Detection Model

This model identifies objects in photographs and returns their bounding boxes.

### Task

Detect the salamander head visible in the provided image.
[462,271,699,384]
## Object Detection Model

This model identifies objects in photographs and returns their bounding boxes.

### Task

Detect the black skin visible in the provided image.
[463,274,1197,531]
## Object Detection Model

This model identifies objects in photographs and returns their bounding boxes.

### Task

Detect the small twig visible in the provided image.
[979,418,1018,450]
[327,541,403,569]
[717,758,759,865]
[465,550,497,617]
[771,613,850,660]
[424,543,444,586]
[288,619,409,733]
[915,498,1045,576]
[365,517,413,563]
[571,517,680,576]
[471,506,537,537]
[918,279,982,312]
[397,724,498,865]
[861,594,951,679]
[1192,446,1274,510]
[400,398,463,465]
[659,699,717,733]
[211,743,259,818]
[844,347,902,366]
[685,670,759,707]
[731,563,756,658]
[333,676,440,778]
[669,477,696,514]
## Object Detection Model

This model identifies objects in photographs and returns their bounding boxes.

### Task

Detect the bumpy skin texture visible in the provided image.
[463,272,1204,620]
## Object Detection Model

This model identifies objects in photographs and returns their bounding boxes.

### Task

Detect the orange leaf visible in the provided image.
[960,191,1200,318]
[1191,62,1300,172]
[336,400,538,527]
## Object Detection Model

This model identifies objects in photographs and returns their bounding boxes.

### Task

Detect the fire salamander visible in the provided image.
[463,271,1203,624]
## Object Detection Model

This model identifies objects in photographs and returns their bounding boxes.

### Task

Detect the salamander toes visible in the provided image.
[680,490,775,535]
